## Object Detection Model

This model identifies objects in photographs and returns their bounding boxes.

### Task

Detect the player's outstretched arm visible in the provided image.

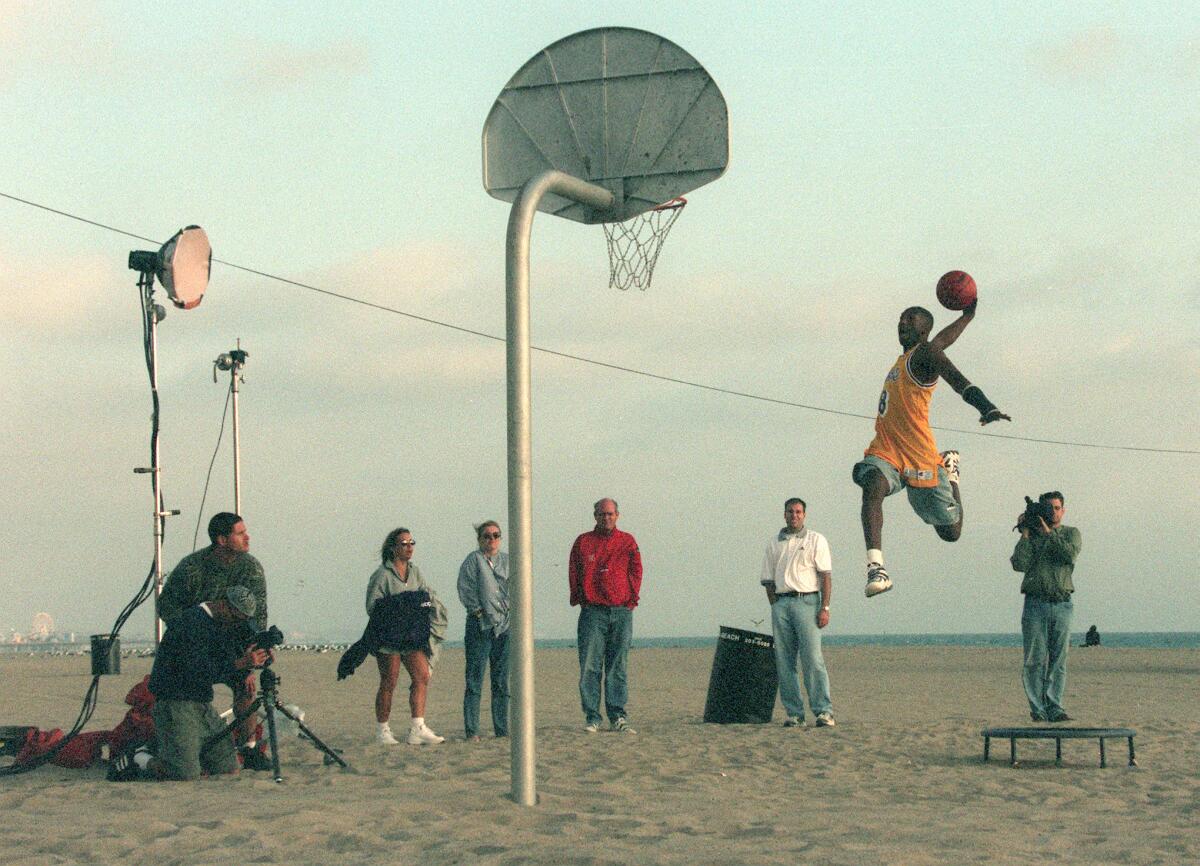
[934,351,1012,425]
[929,299,977,352]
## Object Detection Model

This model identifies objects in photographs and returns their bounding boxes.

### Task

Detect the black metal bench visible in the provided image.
[982,726,1137,767]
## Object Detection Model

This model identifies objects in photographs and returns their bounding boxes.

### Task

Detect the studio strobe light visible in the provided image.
[128,225,212,642]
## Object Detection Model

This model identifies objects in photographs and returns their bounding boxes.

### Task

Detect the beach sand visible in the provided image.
[1,645,1196,865]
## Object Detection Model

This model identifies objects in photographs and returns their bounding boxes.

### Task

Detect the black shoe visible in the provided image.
[106,750,142,782]
[1030,712,1046,722]
[1047,712,1073,723]
[239,745,273,771]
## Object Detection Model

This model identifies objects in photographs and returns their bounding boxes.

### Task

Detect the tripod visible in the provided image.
[204,666,347,783]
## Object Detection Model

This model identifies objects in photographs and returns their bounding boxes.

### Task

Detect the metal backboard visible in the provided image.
[482,27,729,224]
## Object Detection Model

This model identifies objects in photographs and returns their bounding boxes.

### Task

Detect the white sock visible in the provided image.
[867,549,884,567]
[377,721,391,733]
[411,717,424,730]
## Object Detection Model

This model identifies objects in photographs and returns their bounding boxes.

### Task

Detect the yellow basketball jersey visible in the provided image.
[865,348,941,488]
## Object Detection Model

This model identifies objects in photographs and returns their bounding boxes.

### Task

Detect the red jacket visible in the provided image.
[569,528,643,608]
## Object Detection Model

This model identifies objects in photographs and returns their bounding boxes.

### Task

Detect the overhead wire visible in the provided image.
[2,190,1196,456]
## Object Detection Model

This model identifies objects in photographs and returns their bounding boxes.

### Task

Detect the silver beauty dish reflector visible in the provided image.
[128,225,211,310]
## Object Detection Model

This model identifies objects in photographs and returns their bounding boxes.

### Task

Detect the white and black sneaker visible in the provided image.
[611,718,636,734]
[940,450,960,485]
[865,563,892,597]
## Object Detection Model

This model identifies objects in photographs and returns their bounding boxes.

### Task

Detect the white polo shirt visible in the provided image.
[760,528,832,593]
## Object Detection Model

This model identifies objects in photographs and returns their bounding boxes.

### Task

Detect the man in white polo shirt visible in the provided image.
[761,497,835,728]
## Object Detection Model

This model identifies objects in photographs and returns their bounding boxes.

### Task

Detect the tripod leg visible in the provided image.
[275,701,348,769]
[200,697,264,760]
[262,699,283,783]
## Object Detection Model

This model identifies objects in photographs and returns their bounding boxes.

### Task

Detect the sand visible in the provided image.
[1,645,1196,865]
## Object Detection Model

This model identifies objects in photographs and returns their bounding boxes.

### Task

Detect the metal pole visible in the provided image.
[506,170,613,806]
[143,273,167,646]
[230,358,242,515]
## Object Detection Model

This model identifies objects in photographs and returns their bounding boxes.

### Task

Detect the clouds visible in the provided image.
[231,39,371,90]
[1031,26,1128,80]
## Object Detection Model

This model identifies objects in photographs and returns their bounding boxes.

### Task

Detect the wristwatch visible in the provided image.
[821,605,830,612]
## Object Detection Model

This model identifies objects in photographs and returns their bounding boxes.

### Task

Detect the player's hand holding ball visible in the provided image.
[937,270,977,311]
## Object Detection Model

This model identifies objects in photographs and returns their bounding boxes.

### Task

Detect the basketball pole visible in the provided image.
[505,170,614,806]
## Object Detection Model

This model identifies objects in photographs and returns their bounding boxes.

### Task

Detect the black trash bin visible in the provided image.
[90,634,120,676]
[703,626,777,724]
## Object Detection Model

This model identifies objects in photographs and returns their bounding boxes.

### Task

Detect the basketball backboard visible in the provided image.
[482,27,729,224]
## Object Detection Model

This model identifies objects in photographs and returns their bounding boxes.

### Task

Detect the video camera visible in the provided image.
[252,624,284,651]
[233,624,284,668]
[1015,496,1056,532]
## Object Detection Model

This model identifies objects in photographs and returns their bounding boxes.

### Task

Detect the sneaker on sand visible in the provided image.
[940,450,960,485]
[611,718,636,734]
[782,716,805,728]
[815,712,836,728]
[584,722,600,733]
[376,725,400,745]
[865,563,892,597]
[407,723,445,745]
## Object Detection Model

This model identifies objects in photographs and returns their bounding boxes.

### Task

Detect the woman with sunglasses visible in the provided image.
[366,527,447,746]
[456,521,510,741]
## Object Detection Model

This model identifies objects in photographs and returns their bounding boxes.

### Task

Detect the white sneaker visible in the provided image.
[815,712,836,728]
[376,725,399,745]
[940,450,960,485]
[407,723,445,745]
[865,563,892,597]
[584,722,600,733]
[611,717,636,734]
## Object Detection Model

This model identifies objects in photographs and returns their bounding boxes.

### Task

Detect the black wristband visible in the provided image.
[961,384,997,418]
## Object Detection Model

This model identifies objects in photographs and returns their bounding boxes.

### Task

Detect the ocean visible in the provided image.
[464,632,1200,650]
[4,632,1197,655]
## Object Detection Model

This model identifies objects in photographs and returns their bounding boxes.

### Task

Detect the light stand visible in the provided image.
[213,343,249,515]
[128,226,211,644]
[128,264,179,644]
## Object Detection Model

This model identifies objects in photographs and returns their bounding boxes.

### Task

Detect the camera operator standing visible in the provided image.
[1011,491,1082,723]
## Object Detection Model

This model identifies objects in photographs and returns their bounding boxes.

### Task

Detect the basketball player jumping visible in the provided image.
[852,301,1010,597]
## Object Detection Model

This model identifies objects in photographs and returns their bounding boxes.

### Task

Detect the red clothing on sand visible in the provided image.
[569,529,643,609]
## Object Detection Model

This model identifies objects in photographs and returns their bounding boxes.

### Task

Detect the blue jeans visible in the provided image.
[1021,597,1073,719]
[463,615,510,737]
[770,594,832,719]
[577,605,633,725]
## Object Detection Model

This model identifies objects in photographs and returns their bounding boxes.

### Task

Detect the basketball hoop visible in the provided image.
[602,197,686,291]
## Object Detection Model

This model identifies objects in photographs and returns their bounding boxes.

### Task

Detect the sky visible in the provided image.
[1,1,1197,643]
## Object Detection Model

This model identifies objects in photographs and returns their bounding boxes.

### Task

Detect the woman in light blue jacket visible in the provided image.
[457,521,510,740]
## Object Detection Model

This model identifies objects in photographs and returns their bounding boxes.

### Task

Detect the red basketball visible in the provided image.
[936,270,977,311]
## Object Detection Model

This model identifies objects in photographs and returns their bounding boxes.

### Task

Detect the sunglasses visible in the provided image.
[481,532,501,540]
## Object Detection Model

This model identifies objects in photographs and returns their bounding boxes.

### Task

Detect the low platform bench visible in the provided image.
[982,726,1137,768]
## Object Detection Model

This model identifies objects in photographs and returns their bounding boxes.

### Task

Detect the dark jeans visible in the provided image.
[463,615,510,737]
[577,604,633,726]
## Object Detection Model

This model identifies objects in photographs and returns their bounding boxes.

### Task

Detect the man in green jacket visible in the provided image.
[1011,491,1082,722]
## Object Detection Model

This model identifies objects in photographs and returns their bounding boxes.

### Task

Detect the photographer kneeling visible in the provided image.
[1011,491,1083,723]
[146,586,271,780]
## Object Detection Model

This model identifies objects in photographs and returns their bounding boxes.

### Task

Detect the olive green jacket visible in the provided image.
[1010,525,1082,603]
[158,546,268,630]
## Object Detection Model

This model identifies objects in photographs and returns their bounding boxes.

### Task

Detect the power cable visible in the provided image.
[193,381,233,552]
[2,190,1196,456]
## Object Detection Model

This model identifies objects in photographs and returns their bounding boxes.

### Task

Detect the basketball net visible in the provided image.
[602,197,686,291]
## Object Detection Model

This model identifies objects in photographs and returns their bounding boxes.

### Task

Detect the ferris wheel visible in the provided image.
[30,612,54,640]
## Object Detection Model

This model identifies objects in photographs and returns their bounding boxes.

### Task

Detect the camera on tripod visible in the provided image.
[249,625,284,666]
[1015,496,1056,532]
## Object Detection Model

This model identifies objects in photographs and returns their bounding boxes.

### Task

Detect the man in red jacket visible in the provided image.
[569,498,643,734]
